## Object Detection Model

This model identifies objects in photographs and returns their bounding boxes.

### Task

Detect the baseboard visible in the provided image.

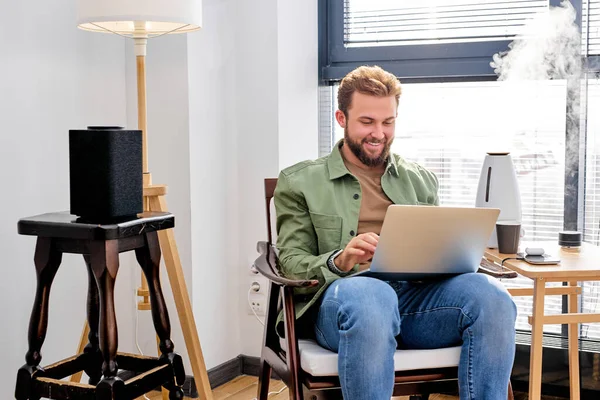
[184,355,280,398]
[118,355,275,398]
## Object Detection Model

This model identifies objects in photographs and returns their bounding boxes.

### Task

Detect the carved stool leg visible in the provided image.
[135,231,185,396]
[90,240,124,399]
[83,254,102,385]
[15,237,62,400]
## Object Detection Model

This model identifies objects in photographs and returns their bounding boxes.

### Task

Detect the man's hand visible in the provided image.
[334,232,379,272]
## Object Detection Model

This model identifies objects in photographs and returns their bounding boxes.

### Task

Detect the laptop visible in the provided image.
[355,205,500,280]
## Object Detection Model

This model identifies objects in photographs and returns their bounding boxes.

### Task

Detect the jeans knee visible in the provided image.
[465,274,517,332]
[333,277,400,335]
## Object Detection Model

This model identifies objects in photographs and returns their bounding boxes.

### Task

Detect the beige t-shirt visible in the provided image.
[342,152,393,269]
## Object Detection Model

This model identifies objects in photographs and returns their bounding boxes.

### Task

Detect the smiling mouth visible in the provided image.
[364,141,384,149]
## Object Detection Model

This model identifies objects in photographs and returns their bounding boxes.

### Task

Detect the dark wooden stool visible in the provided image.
[15,211,185,400]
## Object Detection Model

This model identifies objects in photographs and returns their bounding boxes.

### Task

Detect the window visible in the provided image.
[332,80,567,242]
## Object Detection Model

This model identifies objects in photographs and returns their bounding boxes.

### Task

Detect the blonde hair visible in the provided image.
[337,65,401,116]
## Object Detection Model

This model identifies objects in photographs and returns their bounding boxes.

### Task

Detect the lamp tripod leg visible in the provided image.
[147,193,213,400]
[70,323,90,382]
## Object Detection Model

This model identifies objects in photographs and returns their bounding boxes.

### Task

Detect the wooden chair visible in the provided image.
[254,178,516,400]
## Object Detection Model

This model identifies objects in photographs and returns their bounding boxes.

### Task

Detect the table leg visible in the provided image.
[89,240,124,399]
[529,278,546,400]
[568,280,580,400]
[83,254,102,385]
[15,237,62,400]
[135,231,185,399]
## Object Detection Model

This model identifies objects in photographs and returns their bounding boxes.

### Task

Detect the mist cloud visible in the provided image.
[490,0,583,192]
[491,0,581,81]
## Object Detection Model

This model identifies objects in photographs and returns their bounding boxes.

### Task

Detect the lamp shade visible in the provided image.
[76,0,202,36]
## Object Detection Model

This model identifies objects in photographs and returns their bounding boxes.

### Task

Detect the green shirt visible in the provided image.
[273,140,439,333]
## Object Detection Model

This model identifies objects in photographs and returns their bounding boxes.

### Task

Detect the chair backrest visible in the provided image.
[264,178,278,244]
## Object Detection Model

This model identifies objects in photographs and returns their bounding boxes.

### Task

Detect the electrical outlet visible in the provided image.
[248,292,267,316]
[247,273,269,317]
[249,270,269,295]
[248,263,269,317]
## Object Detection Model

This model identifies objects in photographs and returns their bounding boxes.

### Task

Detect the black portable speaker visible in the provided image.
[69,126,143,222]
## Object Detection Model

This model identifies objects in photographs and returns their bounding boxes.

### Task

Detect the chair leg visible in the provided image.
[257,359,271,400]
[282,287,303,400]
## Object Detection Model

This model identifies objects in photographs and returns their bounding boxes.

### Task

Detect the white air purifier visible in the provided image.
[475,152,522,248]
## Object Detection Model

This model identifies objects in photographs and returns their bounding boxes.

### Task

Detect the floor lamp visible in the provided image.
[72,1,213,399]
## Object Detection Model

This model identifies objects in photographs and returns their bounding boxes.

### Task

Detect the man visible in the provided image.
[274,65,517,400]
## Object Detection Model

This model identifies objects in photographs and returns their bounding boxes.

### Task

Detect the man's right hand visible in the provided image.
[334,232,379,272]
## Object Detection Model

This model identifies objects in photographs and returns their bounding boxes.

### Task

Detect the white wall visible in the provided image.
[234,0,320,357]
[233,0,281,357]
[277,1,320,169]
[0,0,133,397]
[187,0,320,363]
[187,0,244,369]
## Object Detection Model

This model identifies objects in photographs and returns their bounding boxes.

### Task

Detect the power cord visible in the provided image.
[247,284,284,399]
[247,285,265,326]
[247,283,283,399]
[500,255,525,266]
[251,384,287,400]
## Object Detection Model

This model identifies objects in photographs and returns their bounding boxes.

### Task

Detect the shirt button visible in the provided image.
[350,230,355,236]
[353,193,359,200]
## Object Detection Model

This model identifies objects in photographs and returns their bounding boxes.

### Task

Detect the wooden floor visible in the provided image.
[143,376,571,399]
[144,375,458,399]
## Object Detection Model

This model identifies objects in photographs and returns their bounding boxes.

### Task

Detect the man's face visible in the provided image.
[336,92,397,167]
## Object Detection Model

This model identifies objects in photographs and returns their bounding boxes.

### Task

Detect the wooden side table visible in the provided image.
[15,211,185,400]
[485,241,600,400]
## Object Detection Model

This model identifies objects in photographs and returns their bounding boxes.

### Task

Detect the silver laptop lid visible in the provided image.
[369,205,500,280]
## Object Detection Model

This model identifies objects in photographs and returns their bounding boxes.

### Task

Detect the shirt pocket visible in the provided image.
[309,212,343,254]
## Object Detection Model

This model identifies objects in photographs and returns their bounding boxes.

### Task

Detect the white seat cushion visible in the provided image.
[281,338,461,377]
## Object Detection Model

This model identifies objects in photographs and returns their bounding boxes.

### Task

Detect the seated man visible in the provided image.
[274,65,517,400]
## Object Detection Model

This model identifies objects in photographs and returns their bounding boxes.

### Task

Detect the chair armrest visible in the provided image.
[478,257,518,279]
[254,241,320,288]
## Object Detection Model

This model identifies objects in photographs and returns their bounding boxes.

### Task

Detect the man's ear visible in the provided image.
[335,110,346,128]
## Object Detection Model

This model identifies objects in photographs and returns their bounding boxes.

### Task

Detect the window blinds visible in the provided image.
[344,0,548,47]
[583,0,600,56]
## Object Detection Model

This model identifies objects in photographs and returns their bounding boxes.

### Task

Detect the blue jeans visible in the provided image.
[313,273,517,400]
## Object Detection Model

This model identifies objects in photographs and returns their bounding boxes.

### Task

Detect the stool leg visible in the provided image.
[135,231,185,397]
[135,231,173,357]
[83,254,102,385]
[16,238,62,400]
[90,240,124,399]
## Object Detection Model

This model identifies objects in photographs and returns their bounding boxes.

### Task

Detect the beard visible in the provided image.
[344,127,393,167]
